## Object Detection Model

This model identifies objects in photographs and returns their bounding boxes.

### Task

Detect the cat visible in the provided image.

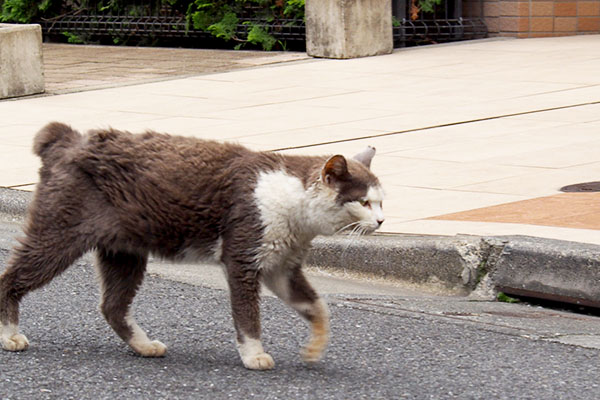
[0,122,384,370]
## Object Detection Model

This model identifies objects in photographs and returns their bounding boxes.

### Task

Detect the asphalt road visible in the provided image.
[1,220,600,399]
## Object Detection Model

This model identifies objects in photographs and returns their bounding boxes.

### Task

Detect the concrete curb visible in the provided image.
[308,234,600,307]
[490,236,600,307]
[2,187,600,306]
[307,235,486,295]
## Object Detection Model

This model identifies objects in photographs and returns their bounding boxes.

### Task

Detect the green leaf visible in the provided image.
[193,0,216,10]
[283,0,305,20]
[1,0,37,23]
[38,0,52,13]
[418,0,442,14]
[62,31,84,44]
[246,24,276,51]
[207,11,238,40]
[191,10,213,30]
[496,292,520,304]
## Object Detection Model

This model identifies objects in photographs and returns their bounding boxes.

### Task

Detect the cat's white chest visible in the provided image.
[254,170,307,238]
[253,170,315,268]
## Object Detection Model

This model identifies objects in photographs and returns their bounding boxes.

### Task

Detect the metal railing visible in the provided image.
[39,0,305,48]
[38,0,486,48]
[392,0,487,47]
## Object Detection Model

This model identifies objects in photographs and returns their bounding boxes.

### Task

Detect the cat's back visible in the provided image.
[72,129,261,217]
[75,128,254,185]
[83,128,247,168]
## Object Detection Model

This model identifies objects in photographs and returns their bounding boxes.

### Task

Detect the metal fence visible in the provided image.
[39,0,305,48]
[392,0,487,47]
[38,0,487,48]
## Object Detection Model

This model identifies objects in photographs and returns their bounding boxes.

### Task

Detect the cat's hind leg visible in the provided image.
[0,229,87,351]
[262,267,330,363]
[96,249,166,357]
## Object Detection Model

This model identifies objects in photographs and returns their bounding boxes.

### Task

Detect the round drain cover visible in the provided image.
[560,182,600,193]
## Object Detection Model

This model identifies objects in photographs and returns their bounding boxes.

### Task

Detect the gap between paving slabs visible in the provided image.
[269,100,600,152]
[3,187,600,308]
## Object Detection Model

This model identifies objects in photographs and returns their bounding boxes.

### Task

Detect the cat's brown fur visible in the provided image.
[0,122,384,370]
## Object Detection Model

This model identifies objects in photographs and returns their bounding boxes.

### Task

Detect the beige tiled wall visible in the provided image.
[463,0,600,37]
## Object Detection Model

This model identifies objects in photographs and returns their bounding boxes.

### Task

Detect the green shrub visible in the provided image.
[418,0,442,14]
[1,0,305,50]
[1,0,52,22]
[187,0,304,50]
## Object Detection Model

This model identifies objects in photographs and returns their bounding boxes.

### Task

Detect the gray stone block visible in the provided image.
[490,236,600,307]
[305,0,393,59]
[308,235,484,294]
[0,24,45,99]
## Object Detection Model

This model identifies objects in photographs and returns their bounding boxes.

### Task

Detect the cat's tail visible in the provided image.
[33,122,82,164]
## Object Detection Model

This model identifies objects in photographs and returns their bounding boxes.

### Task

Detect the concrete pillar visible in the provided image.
[305,0,393,59]
[0,24,45,99]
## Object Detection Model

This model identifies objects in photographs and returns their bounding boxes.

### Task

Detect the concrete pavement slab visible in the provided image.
[42,43,310,94]
[2,36,600,307]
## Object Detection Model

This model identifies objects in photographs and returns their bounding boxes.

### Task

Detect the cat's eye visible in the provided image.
[359,199,370,208]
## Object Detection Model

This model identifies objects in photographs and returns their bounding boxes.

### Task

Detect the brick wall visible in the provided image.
[463,0,600,37]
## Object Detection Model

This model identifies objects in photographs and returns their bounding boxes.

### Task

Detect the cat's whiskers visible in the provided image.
[339,222,371,258]
[334,221,361,236]
[348,223,364,237]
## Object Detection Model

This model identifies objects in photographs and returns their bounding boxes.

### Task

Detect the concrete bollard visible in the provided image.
[0,24,45,99]
[305,0,393,59]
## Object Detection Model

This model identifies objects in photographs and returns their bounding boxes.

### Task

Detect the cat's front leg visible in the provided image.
[236,335,274,370]
[225,264,274,370]
[299,298,330,363]
[262,267,330,364]
[0,323,29,351]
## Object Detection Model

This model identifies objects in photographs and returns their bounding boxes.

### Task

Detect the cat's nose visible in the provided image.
[376,218,384,227]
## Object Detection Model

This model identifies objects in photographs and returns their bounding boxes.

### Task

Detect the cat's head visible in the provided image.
[317,146,385,236]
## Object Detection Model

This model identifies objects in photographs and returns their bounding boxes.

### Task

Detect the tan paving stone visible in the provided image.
[41,43,309,94]
[430,192,600,230]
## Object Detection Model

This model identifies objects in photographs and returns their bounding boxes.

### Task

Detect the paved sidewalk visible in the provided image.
[1,37,600,245]
[42,43,309,94]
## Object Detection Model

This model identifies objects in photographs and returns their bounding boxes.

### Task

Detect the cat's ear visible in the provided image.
[322,155,349,186]
[352,146,376,169]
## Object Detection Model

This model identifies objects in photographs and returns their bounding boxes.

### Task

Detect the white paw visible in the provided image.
[1,333,29,352]
[131,340,167,357]
[242,352,275,370]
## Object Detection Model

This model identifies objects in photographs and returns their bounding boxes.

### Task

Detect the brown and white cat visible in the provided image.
[0,122,384,370]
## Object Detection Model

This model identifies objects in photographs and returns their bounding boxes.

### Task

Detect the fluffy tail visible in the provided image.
[33,122,81,164]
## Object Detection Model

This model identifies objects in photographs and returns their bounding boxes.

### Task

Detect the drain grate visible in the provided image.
[560,182,600,193]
